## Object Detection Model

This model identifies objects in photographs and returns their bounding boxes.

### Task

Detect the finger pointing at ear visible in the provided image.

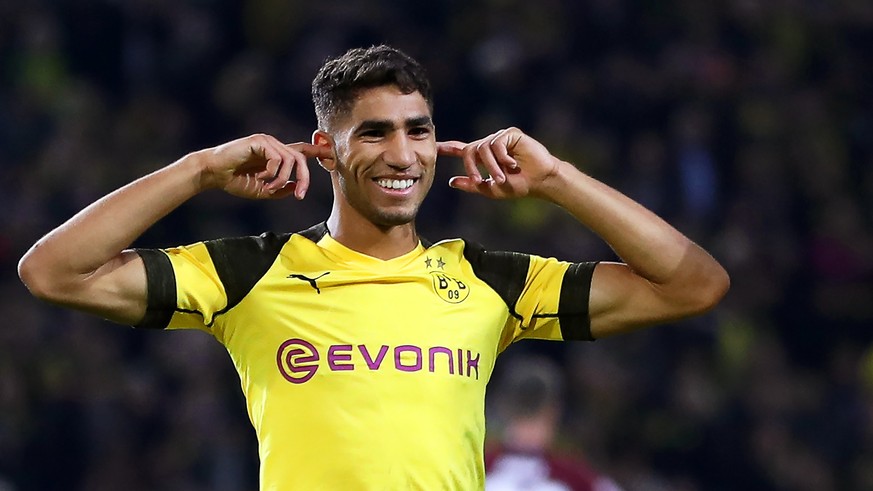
[438,140,485,183]
[437,140,467,157]
[287,142,334,161]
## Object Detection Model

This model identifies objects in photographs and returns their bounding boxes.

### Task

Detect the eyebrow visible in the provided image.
[354,116,434,134]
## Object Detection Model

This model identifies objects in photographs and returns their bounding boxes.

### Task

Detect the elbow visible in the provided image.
[18,247,67,303]
[19,249,49,300]
[690,262,730,315]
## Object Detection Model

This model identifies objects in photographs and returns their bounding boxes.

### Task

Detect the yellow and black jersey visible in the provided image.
[134,222,597,491]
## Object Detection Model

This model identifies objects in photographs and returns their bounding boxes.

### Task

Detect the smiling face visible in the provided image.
[317,85,437,229]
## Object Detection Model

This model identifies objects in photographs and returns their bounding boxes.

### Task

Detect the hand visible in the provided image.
[196,134,331,200]
[437,127,563,200]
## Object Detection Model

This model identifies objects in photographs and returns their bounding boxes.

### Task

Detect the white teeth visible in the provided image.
[377,179,414,190]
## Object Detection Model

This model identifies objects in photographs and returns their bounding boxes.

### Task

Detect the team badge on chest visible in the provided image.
[430,271,470,304]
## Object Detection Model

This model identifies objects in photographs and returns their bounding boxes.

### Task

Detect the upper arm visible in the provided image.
[588,260,727,338]
[53,249,149,325]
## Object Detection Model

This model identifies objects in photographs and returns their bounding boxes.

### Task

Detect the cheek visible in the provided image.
[417,146,438,169]
[345,152,380,178]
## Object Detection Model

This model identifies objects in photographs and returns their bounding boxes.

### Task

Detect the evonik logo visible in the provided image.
[276,338,481,384]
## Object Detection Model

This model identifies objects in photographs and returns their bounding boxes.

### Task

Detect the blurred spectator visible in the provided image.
[485,354,623,491]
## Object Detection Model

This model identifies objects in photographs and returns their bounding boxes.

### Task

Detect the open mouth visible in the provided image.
[374,178,417,191]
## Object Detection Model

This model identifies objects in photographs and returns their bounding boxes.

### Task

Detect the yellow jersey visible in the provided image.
[134,222,596,490]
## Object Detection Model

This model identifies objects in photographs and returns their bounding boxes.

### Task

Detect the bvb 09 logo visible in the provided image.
[430,272,470,304]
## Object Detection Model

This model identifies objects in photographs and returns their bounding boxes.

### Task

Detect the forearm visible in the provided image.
[537,160,715,285]
[19,153,206,292]
[538,160,729,332]
[440,128,728,333]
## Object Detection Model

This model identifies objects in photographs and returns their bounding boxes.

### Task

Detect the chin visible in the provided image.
[370,209,417,228]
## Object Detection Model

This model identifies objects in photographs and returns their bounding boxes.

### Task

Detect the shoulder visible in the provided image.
[200,231,292,263]
[429,238,531,312]
[164,225,320,304]
[199,222,325,265]
[425,237,532,277]
[295,222,329,243]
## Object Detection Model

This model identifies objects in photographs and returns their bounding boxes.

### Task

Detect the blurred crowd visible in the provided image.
[1,0,872,490]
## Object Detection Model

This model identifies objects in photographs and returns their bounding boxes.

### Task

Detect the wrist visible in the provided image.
[531,158,576,202]
[177,150,219,192]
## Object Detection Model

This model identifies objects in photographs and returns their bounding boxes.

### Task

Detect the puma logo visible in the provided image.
[287,272,330,294]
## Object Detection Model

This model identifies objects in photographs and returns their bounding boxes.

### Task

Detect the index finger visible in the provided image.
[287,142,333,160]
[437,140,468,157]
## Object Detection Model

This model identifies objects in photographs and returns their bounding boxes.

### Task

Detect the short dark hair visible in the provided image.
[494,355,564,420]
[311,45,433,131]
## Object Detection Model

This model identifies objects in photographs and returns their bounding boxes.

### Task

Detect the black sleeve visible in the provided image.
[133,231,291,329]
[556,261,597,341]
[133,248,176,329]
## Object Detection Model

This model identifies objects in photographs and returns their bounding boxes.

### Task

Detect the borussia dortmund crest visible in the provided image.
[430,271,470,304]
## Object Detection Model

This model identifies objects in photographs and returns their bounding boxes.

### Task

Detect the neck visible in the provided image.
[326,208,419,261]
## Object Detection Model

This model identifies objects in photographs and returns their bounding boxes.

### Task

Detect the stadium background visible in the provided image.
[1,1,872,489]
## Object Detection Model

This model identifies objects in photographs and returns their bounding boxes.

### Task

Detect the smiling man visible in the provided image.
[18,46,729,490]
[313,77,438,254]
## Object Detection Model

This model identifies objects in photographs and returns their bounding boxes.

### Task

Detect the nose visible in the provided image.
[382,133,417,169]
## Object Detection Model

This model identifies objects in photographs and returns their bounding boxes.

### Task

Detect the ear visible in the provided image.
[312,130,336,171]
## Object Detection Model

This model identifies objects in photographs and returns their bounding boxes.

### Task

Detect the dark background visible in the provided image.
[1,1,872,489]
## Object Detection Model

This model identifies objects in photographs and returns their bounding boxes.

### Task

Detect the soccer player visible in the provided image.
[485,355,623,491]
[18,45,729,490]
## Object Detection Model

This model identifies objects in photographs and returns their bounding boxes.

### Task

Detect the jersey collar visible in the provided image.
[316,233,426,269]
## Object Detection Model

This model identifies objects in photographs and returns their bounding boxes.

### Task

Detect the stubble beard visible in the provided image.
[337,172,422,229]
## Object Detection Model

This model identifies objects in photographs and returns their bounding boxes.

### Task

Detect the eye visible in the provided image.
[409,127,431,138]
[359,130,384,141]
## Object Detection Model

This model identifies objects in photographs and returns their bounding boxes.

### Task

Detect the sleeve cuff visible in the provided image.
[558,261,598,341]
[132,249,177,329]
